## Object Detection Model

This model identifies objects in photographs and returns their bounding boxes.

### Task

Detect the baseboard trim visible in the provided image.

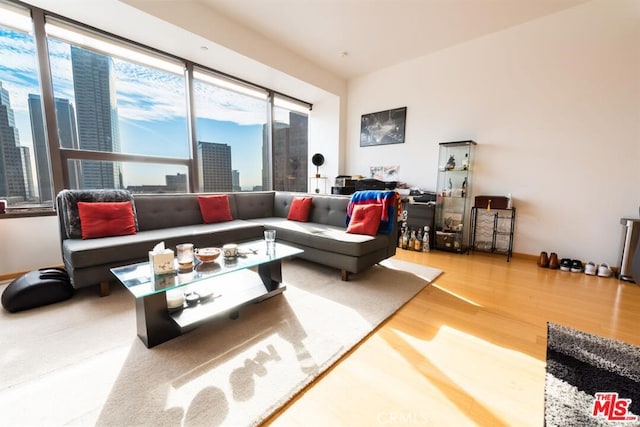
[0,264,65,282]
[511,252,538,261]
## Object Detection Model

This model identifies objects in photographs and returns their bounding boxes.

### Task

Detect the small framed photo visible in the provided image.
[360,107,407,147]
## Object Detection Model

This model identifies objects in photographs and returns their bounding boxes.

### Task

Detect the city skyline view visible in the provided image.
[0,23,303,200]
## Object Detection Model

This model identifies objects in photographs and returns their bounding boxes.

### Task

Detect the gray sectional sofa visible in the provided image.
[56,190,398,295]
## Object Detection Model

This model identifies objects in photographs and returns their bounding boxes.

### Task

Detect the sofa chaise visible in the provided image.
[56,190,399,295]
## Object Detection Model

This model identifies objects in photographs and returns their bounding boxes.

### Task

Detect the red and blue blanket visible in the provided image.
[346,190,398,234]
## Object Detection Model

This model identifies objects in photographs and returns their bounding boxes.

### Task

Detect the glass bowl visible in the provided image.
[194,247,222,263]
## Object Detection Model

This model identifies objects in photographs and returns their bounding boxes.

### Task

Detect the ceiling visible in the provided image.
[197,0,590,79]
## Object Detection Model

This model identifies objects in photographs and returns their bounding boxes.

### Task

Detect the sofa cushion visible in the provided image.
[56,189,138,239]
[252,217,388,257]
[64,220,264,269]
[274,192,350,227]
[287,196,313,222]
[133,194,204,231]
[346,190,398,234]
[233,192,275,219]
[77,201,137,239]
[346,204,383,236]
[198,195,233,223]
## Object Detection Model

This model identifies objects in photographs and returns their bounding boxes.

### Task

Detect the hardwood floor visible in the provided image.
[265,249,640,426]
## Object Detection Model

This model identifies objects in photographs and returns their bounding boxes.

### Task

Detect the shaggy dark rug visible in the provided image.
[545,322,640,426]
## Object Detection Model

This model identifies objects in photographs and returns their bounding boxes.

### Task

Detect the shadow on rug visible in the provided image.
[545,322,640,426]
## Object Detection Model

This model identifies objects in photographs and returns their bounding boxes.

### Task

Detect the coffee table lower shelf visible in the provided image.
[169,269,285,332]
[135,265,285,348]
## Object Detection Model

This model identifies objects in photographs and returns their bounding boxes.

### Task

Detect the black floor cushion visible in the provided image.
[2,268,74,313]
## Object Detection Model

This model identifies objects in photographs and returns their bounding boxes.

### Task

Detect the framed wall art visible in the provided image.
[360,107,407,147]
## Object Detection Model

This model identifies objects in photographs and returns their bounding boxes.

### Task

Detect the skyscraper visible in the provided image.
[19,145,34,199]
[71,46,121,189]
[29,94,79,202]
[198,141,232,192]
[165,172,188,192]
[232,169,241,192]
[0,81,27,200]
[267,111,308,192]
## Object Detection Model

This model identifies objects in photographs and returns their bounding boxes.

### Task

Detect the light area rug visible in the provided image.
[545,322,640,427]
[0,257,441,427]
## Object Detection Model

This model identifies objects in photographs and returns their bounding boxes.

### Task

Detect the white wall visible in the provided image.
[308,94,342,192]
[346,0,640,264]
[0,216,62,274]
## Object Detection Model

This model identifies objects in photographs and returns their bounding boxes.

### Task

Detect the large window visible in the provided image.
[0,2,50,206]
[46,19,190,192]
[193,70,268,192]
[0,0,310,214]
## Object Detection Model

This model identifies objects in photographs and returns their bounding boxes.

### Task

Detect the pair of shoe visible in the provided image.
[584,262,613,277]
[538,252,560,269]
[559,258,583,272]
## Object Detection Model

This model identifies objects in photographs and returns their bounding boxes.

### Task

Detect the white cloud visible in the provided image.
[193,81,267,125]
[2,31,272,127]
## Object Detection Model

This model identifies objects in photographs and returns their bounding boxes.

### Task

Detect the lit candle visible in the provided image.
[166,291,184,309]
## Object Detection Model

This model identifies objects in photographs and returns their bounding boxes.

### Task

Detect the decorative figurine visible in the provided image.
[446,155,456,170]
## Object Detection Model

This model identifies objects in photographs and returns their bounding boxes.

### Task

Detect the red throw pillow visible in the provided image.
[198,195,233,223]
[346,204,383,236]
[77,201,137,239]
[287,197,313,222]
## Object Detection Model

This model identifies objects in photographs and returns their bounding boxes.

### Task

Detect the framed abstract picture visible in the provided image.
[360,107,407,147]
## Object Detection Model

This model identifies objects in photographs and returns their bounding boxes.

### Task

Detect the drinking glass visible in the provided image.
[176,243,194,269]
[264,230,276,254]
[264,229,276,242]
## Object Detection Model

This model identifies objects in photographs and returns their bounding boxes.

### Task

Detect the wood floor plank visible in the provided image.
[265,249,640,426]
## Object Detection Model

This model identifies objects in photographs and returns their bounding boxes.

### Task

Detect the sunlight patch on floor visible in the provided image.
[387,324,545,427]
[431,282,482,307]
[340,333,482,426]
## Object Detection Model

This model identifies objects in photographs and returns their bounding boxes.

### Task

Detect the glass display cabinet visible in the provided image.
[434,140,476,253]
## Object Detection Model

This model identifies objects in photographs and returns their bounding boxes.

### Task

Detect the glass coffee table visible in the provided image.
[111,240,303,348]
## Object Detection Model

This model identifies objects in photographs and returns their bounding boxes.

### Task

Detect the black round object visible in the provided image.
[185,293,200,307]
[2,267,73,313]
[312,153,325,167]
